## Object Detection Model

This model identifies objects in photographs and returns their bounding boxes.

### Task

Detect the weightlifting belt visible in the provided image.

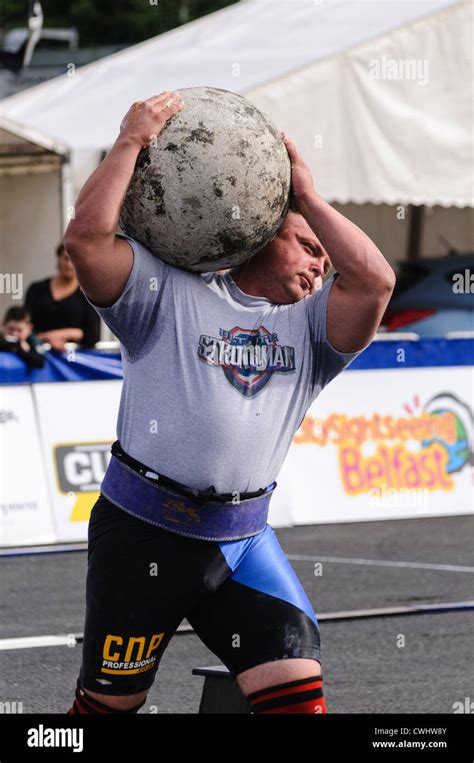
[100,441,277,541]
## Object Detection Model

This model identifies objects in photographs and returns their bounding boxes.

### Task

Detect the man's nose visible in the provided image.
[308,260,324,278]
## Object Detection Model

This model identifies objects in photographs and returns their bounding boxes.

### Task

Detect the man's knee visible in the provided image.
[84,687,149,711]
[67,679,148,714]
[236,658,326,714]
[236,657,321,696]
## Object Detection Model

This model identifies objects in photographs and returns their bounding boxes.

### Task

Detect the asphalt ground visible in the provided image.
[0,515,473,714]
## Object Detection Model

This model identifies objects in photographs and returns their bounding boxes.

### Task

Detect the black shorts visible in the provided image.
[78,494,321,696]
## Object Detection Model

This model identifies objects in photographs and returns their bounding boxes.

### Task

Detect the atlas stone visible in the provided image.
[119,86,291,272]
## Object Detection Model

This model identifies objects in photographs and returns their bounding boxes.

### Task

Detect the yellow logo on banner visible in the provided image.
[53,441,112,523]
[70,492,100,522]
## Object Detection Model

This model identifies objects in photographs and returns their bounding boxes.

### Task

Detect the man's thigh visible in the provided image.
[79,494,230,697]
[186,524,322,683]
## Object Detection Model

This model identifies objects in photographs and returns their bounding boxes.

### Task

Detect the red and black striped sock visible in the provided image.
[247,674,326,714]
[67,680,146,714]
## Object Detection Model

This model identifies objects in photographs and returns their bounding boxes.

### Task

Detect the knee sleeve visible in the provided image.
[247,674,326,714]
[67,679,147,714]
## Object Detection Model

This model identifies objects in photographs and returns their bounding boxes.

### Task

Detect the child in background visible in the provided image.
[0,306,45,369]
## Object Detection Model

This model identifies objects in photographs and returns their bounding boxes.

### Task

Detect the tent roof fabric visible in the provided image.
[0,0,471,206]
[0,115,69,156]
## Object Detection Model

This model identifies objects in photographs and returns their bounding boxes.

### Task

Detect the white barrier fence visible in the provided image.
[0,367,472,547]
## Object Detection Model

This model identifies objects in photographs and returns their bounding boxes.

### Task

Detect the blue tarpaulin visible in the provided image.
[0,339,473,385]
[349,338,474,370]
[0,349,123,384]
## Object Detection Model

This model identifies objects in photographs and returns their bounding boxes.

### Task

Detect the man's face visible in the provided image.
[3,320,31,341]
[262,211,331,304]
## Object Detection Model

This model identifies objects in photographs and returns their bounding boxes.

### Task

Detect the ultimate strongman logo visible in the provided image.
[198,326,296,396]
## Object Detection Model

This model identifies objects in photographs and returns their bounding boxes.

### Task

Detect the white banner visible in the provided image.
[1,364,472,547]
[0,386,55,546]
[32,380,122,542]
[284,366,473,524]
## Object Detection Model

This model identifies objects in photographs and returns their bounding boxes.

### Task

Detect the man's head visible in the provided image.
[2,306,33,342]
[229,198,332,304]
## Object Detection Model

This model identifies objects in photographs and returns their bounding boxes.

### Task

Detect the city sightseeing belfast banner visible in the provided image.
[282,367,473,525]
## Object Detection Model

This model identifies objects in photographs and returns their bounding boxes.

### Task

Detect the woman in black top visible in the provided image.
[25,242,101,351]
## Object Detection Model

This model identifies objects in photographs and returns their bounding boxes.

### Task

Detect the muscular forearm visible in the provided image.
[65,135,141,241]
[297,191,395,289]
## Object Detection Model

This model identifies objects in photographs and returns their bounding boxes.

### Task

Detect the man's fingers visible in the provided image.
[282,132,299,160]
[138,92,182,111]
[154,94,185,116]
[162,93,182,107]
[162,95,185,111]
[126,93,184,119]
[146,91,174,105]
[121,91,185,147]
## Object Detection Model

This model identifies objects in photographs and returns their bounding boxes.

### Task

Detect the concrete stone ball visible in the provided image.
[119,86,291,272]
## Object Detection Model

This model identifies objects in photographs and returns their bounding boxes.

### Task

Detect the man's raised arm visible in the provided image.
[283,133,396,353]
[63,92,185,308]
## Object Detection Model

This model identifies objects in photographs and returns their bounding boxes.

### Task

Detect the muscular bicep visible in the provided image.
[65,235,134,308]
[71,234,171,355]
[326,275,394,353]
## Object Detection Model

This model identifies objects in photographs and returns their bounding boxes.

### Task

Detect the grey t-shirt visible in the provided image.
[85,234,367,493]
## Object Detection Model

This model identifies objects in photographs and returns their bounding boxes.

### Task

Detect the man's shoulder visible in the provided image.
[118,233,205,283]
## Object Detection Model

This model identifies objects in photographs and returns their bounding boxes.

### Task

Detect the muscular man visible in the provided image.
[64,92,396,715]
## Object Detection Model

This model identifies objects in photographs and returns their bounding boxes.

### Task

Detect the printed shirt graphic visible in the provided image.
[197,324,296,397]
[85,234,368,494]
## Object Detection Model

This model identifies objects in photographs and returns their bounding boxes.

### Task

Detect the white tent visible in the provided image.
[0,0,472,302]
[0,116,70,317]
[0,0,471,206]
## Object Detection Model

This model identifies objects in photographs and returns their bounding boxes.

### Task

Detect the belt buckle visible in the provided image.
[193,484,218,507]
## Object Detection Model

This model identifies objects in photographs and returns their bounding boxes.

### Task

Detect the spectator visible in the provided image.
[0,306,45,369]
[25,243,101,351]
